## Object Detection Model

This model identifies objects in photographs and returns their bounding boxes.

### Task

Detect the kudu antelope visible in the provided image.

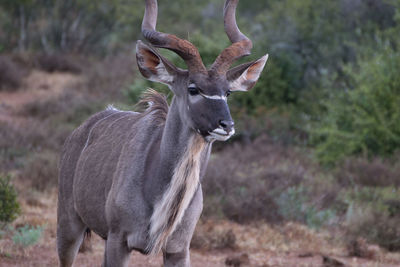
[57,0,268,266]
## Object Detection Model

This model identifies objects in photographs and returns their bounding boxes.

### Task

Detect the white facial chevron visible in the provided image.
[188,83,227,101]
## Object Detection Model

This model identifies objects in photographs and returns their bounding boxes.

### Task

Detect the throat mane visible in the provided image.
[147,134,206,254]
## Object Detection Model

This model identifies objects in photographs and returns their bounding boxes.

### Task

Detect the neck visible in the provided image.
[147,97,208,254]
[160,97,194,165]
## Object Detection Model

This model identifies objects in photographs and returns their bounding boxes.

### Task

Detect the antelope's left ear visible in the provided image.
[226,54,268,91]
[136,40,178,87]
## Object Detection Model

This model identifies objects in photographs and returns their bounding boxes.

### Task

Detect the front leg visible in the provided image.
[103,233,130,267]
[163,187,203,267]
[163,249,190,267]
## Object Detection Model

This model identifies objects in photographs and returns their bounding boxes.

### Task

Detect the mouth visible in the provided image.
[205,127,235,142]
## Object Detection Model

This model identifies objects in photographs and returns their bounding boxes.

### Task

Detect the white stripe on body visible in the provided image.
[82,110,138,152]
[82,111,124,152]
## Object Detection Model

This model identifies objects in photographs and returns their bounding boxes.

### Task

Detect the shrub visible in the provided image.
[124,79,151,105]
[0,175,21,227]
[222,109,302,148]
[312,47,400,165]
[343,187,400,251]
[19,89,86,120]
[202,135,336,226]
[0,55,23,91]
[0,120,53,171]
[191,228,236,250]
[12,225,43,248]
[203,136,291,223]
[277,186,337,229]
[191,221,237,250]
[19,151,59,191]
[336,156,400,187]
[345,204,400,251]
[230,59,293,114]
[34,53,82,74]
[87,52,135,100]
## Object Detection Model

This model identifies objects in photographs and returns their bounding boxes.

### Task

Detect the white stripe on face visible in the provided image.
[188,83,227,101]
[199,92,227,101]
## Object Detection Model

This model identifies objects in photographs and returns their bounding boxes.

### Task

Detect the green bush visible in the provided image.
[277,186,337,229]
[230,59,292,115]
[12,225,43,248]
[0,175,20,227]
[312,47,400,165]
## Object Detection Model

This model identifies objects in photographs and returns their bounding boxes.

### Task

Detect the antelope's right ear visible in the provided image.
[226,54,268,92]
[136,41,178,86]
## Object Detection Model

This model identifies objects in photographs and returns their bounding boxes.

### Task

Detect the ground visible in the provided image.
[1,70,400,267]
[1,189,400,266]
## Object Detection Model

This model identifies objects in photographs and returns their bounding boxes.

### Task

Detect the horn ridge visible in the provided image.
[142,0,206,73]
[211,0,253,75]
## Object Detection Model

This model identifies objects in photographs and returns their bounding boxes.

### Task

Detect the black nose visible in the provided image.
[219,120,234,131]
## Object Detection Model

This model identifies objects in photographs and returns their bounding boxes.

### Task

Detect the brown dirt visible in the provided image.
[0,189,399,267]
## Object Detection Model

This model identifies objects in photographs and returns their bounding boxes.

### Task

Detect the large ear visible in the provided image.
[226,54,268,91]
[136,40,178,86]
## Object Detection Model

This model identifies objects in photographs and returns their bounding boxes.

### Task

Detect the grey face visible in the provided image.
[182,74,235,142]
[135,41,268,144]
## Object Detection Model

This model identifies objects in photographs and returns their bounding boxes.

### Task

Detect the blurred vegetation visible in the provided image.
[312,46,400,165]
[1,0,400,252]
[0,175,20,227]
[12,225,43,248]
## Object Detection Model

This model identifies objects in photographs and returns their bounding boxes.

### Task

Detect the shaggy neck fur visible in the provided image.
[147,134,206,254]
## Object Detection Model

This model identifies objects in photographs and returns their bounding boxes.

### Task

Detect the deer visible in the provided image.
[56,0,268,266]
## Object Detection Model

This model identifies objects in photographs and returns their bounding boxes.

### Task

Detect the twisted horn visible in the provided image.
[142,0,206,73]
[210,0,253,75]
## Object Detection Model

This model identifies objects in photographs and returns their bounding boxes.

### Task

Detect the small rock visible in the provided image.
[225,253,250,267]
[322,255,345,267]
[348,238,380,260]
[298,252,313,257]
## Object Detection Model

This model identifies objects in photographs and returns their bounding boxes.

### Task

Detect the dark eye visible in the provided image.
[188,86,199,95]
[226,90,231,97]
